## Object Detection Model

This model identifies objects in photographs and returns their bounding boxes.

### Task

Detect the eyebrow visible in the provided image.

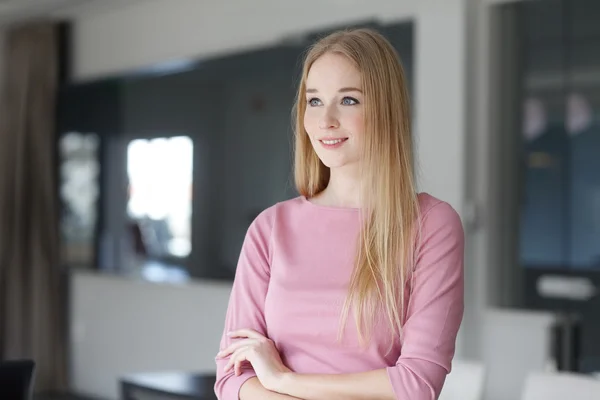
[305,87,362,94]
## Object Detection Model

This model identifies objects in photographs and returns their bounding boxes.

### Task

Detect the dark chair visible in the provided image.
[0,359,36,400]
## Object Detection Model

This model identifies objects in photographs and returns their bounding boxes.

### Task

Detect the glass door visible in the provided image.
[516,0,600,374]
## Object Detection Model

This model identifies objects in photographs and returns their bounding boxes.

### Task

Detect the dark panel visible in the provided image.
[56,80,124,269]
[57,80,123,137]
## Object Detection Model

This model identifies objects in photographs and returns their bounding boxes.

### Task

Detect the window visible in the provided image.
[59,132,100,267]
[519,0,600,270]
[126,136,193,259]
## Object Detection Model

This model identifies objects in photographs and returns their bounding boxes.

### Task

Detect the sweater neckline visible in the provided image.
[300,195,361,212]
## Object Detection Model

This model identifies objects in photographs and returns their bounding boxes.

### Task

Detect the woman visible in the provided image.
[214,28,464,400]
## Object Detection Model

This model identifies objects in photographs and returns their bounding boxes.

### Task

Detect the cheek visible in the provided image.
[303,111,319,136]
[343,111,365,137]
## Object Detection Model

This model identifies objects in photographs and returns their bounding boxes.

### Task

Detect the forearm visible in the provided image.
[240,377,303,400]
[278,369,395,400]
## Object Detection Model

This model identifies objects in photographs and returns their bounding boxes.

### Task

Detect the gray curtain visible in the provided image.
[0,21,68,392]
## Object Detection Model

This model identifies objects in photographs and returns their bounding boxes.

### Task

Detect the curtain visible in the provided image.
[0,21,67,392]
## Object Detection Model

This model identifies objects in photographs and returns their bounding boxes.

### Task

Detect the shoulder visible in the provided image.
[412,193,465,283]
[417,192,464,243]
[247,196,306,234]
[243,197,307,261]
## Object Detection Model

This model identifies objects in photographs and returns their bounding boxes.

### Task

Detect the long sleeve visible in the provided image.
[386,201,465,400]
[214,208,275,400]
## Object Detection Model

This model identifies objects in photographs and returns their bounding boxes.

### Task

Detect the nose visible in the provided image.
[319,108,339,130]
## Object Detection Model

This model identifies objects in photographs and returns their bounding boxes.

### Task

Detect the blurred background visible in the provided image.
[0,0,599,399]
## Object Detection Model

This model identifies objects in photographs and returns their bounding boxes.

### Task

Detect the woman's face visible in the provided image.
[303,52,365,171]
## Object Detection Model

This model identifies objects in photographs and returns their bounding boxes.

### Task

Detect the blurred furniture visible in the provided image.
[482,309,556,400]
[0,359,35,400]
[34,394,100,400]
[521,371,600,400]
[439,359,485,400]
[120,372,217,400]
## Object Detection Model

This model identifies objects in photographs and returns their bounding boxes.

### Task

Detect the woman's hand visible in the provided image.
[217,328,292,393]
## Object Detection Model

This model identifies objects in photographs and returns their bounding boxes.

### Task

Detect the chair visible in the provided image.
[439,360,485,400]
[0,359,36,400]
[521,371,600,400]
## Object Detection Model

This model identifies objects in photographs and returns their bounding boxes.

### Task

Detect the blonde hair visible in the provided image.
[293,28,419,347]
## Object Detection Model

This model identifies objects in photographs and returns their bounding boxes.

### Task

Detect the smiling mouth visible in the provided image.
[319,138,348,145]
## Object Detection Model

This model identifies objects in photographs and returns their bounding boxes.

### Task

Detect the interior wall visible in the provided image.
[69,271,231,399]
[72,0,416,81]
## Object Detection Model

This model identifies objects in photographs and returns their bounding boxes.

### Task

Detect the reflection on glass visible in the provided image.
[520,96,568,268]
[566,93,593,136]
[523,98,548,142]
[126,136,193,258]
[59,132,100,266]
[519,0,600,270]
[567,92,600,268]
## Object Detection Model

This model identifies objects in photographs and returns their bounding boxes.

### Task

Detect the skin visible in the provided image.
[304,52,365,209]
[216,53,397,400]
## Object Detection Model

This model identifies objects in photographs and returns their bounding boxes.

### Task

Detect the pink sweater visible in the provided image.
[214,193,464,400]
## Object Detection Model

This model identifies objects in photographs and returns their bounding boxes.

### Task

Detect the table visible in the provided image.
[120,372,217,400]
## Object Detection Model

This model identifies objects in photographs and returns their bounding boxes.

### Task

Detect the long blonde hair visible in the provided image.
[293,28,419,347]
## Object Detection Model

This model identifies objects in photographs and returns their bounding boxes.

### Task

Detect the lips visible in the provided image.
[319,138,348,145]
[317,137,348,149]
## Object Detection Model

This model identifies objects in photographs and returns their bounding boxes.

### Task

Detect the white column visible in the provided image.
[414,0,473,358]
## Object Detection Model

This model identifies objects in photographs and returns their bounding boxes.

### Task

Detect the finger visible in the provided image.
[227,328,265,340]
[217,339,259,358]
[223,347,249,373]
[234,351,250,376]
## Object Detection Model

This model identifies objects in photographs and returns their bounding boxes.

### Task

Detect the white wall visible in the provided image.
[69,271,232,399]
[73,0,416,81]
[70,0,491,397]
[414,0,468,214]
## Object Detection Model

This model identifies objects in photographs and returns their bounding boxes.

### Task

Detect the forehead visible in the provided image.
[306,52,361,89]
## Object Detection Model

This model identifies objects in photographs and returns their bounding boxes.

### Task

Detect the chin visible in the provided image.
[317,157,357,170]
[320,160,346,169]
[311,147,359,170]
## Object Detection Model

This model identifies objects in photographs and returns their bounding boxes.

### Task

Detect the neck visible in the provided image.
[319,165,361,208]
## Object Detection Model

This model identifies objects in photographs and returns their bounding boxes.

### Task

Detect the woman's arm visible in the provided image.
[220,330,394,400]
[278,369,395,400]
[214,208,278,400]
[240,377,303,400]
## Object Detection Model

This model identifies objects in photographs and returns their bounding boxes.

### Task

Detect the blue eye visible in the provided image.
[308,98,322,107]
[342,97,359,105]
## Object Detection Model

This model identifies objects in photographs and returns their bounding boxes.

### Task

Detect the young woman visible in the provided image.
[214,28,464,400]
